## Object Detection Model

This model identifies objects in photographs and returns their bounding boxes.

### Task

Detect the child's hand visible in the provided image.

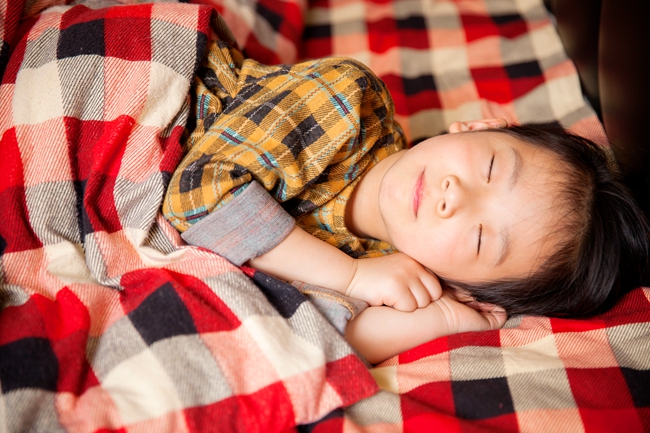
[346,253,442,311]
[344,290,508,364]
[432,290,507,335]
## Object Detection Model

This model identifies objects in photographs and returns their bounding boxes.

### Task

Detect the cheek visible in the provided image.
[379,170,408,216]
[393,225,457,272]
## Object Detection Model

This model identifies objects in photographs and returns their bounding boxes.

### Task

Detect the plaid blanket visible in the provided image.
[0,2,377,432]
[2,0,649,432]
[301,0,609,147]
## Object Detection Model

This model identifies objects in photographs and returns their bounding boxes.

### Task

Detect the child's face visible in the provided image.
[378,128,567,284]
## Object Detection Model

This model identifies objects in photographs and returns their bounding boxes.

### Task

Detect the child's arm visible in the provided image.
[344,291,507,364]
[248,225,442,312]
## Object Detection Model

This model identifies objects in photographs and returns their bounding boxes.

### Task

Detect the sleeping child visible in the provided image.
[163,38,649,364]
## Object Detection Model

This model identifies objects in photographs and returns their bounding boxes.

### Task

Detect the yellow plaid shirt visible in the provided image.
[164,37,405,261]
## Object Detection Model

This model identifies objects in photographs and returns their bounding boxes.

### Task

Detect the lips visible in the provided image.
[413,170,424,217]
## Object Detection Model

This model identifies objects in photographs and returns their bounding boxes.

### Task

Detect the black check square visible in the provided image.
[303,25,332,39]
[621,367,650,407]
[252,271,307,319]
[0,338,59,392]
[452,377,514,419]
[506,61,542,79]
[403,74,436,96]
[493,14,522,25]
[57,20,105,59]
[129,283,197,346]
[397,16,427,30]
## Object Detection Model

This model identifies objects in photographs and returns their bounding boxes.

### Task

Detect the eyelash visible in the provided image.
[487,155,495,182]
[478,156,493,254]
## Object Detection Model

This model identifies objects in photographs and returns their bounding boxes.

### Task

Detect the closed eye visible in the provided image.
[487,155,495,182]
[477,224,483,255]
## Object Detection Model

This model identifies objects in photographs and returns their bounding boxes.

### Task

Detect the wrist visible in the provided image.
[344,258,360,298]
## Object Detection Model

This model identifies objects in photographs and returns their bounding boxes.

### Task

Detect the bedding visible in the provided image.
[1,1,649,433]
[0,3,376,432]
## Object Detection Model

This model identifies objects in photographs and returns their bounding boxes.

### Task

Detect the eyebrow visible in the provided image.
[495,229,510,267]
[494,147,522,267]
[509,147,523,191]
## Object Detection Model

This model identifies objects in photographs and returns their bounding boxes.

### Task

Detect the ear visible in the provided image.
[448,118,508,133]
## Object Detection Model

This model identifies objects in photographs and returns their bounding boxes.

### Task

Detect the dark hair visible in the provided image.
[442,124,650,317]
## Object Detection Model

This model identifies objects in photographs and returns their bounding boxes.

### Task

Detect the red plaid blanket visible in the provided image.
[300,0,609,147]
[2,0,649,432]
[0,2,376,432]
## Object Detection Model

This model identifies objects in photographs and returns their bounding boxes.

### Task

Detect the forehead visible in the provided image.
[489,134,571,277]
[499,203,562,277]
[475,130,539,153]
[425,129,545,163]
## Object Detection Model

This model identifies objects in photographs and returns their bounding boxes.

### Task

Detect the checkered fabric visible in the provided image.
[0,2,377,432]
[329,288,650,433]
[3,0,650,432]
[301,0,608,147]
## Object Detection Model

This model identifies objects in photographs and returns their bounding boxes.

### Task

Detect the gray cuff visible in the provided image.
[292,282,369,335]
[181,181,295,265]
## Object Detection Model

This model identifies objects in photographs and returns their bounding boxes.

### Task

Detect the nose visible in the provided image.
[437,175,464,218]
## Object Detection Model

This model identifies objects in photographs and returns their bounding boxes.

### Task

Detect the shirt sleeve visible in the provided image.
[181,181,295,266]
[163,38,297,262]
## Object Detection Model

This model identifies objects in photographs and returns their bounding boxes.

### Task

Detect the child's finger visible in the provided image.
[419,271,442,301]
[390,293,419,312]
[480,305,508,329]
[390,280,434,311]
[407,281,434,309]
